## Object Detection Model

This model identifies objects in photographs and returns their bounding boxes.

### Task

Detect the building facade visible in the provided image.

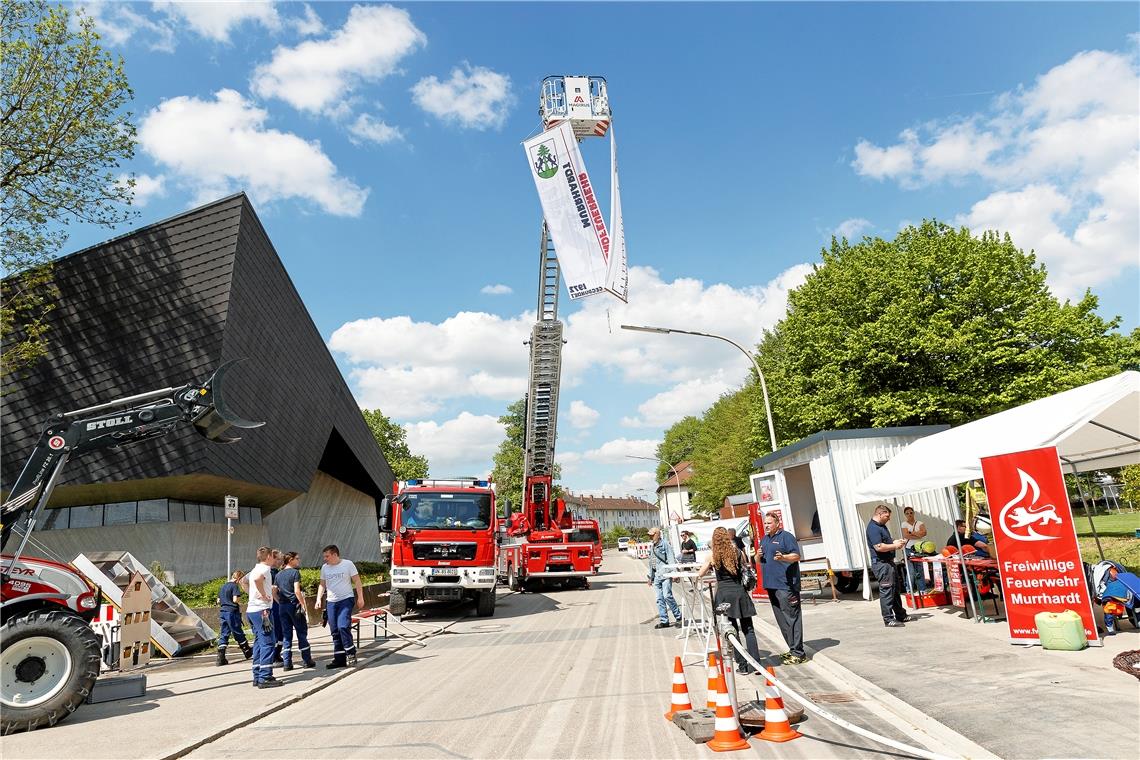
[656,460,695,527]
[563,493,659,533]
[2,194,393,582]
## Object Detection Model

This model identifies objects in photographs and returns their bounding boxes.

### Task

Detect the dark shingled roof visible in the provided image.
[2,193,392,511]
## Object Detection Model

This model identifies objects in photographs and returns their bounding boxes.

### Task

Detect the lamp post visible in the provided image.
[620,324,778,453]
[628,455,686,526]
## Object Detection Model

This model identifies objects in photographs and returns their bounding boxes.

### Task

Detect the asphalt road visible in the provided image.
[178,551,969,760]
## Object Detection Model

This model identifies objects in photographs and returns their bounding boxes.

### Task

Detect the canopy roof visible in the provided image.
[854,371,1140,501]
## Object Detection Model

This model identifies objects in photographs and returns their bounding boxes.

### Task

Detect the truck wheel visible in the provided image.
[1,610,101,734]
[388,590,407,617]
[475,590,496,617]
[507,566,520,592]
[835,575,861,594]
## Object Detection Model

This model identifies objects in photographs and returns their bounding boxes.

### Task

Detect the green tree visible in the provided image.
[757,221,1138,442]
[687,383,767,515]
[655,415,702,482]
[1,0,136,376]
[491,398,527,511]
[361,409,429,483]
[1119,465,1140,507]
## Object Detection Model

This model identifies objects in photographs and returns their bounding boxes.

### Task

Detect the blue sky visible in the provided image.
[66,1,1139,496]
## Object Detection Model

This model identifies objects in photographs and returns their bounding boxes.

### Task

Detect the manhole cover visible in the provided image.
[808,692,861,703]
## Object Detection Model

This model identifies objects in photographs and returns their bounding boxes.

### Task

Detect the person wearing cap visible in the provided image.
[646,527,683,629]
[678,530,697,564]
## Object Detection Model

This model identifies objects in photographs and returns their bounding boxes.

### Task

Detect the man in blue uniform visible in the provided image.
[759,513,806,663]
[275,551,316,670]
[867,505,908,627]
[216,570,252,665]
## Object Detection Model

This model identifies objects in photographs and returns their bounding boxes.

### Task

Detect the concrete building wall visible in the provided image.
[266,471,379,566]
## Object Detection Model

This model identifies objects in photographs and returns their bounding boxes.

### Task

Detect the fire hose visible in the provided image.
[725,633,956,760]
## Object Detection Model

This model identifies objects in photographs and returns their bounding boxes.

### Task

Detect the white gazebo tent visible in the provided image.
[855,371,1140,557]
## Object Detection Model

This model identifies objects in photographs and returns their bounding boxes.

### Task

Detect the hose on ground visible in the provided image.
[726,633,956,760]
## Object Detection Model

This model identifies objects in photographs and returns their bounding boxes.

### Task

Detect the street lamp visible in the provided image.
[628,454,686,525]
[621,324,778,453]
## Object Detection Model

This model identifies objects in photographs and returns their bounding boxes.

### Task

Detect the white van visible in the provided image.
[616,536,631,552]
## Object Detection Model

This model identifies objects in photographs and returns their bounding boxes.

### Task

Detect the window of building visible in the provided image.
[138,499,168,523]
[240,507,253,524]
[41,508,69,530]
[104,502,137,526]
[168,501,185,522]
[69,504,104,528]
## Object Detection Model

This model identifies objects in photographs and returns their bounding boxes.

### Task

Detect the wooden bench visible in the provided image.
[351,607,389,649]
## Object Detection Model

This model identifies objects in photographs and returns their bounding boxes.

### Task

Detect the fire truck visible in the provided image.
[378,478,499,617]
[571,518,603,573]
[1,362,261,732]
[496,75,613,593]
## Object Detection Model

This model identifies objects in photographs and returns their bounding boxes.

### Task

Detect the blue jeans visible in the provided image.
[904,548,927,593]
[279,600,313,665]
[327,598,356,663]
[218,608,247,648]
[652,574,681,623]
[246,610,276,684]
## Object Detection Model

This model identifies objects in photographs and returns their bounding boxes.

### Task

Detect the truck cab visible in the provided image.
[379,478,498,617]
[570,519,603,573]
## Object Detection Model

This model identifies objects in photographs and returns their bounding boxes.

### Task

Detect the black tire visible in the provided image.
[1,610,101,734]
[475,590,496,617]
[507,566,520,592]
[388,590,407,617]
[835,575,861,594]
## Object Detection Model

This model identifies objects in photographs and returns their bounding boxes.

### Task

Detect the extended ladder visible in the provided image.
[523,222,563,480]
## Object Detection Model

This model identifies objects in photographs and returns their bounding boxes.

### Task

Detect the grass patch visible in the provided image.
[1073,511,1139,538]
[172,562,388,608]
[1073,511,1139,574]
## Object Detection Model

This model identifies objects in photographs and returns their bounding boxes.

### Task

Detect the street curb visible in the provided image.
[752,616,1000,760]
[160,617,462,760]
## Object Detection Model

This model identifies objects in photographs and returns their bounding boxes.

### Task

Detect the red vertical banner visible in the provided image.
[981,446,1099,645]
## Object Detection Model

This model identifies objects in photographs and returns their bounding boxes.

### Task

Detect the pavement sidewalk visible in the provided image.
[1,617,416,760]
[754,592,1140,760]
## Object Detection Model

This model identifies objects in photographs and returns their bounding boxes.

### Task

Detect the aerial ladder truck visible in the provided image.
[1,361,262,732]
[496,76,612,592]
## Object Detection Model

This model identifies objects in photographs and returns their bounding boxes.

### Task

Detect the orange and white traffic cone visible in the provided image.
[707,671,750,752]
[706,651,722,709]
[758,666,802,743]
[664,656,694,720]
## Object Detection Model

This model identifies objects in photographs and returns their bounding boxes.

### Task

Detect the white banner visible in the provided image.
[524,121,611,300]
[606,127,628,302]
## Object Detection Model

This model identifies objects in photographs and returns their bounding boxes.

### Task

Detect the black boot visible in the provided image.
[216,648,228,667]
[238,641,253,660]
[272,643,284,665]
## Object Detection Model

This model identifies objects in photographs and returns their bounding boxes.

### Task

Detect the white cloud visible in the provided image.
[833,217,873,240]
[79,1,176,52]
[621,374,731,428]
[116,173,166,207]
[153,0,280,43]
[851,45,1139,294]
[403,413,504,477]
[331,264,811,422]
[567,401,600,430]
[138,89,369,216]
[411,64,514,130]
[480,284,513,295]
[583,438,658,464]
[583,470,658,498]
[288,3,325,36]
[251,4,425,115]
[348,114,404,145]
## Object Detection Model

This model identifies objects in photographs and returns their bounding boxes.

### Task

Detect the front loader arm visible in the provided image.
[1,360,263,552]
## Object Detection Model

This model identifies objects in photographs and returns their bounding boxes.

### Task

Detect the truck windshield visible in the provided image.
[568,529,599,544]
[400,492,492,530]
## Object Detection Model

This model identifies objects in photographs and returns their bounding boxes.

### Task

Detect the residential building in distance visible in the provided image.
[656,460,695,527]
[563,492,659,533]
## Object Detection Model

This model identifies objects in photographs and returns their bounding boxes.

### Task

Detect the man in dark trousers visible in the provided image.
[867,504,908,627]
[215,570,252,665]
[275,551,316,670]
[759,513,807,664]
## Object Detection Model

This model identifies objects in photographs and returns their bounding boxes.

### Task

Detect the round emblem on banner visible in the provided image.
[48,435,66,450]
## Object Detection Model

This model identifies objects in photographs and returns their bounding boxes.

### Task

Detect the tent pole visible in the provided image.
[1066,462,1104,561]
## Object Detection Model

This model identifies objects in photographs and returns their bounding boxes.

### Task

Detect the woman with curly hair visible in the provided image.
[697,526,764,674]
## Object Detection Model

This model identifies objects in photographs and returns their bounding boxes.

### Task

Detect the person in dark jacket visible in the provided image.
[697,527,764,675]
[678,531,698,564]
[275,552,316,669]
[216,569,252,665]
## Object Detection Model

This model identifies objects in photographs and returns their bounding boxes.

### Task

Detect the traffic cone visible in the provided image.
[707,671,750,752]
[706,651,721,709]
[758,666,802,743]
[664,656,694,720]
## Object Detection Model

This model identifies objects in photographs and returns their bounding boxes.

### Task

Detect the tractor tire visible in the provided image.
[835,574,861,594]
[1,610,101,734]
[475,590,496,617]
[388,590,407,617]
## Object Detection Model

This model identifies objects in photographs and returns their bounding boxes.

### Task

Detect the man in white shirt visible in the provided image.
[901,506,928,594]
[246,546,282,688]
[314,544,364,669]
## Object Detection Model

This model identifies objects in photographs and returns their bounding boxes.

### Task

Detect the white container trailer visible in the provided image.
[750,426,959,597]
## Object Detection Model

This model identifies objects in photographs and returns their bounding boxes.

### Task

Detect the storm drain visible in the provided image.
[807,691,862,703]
